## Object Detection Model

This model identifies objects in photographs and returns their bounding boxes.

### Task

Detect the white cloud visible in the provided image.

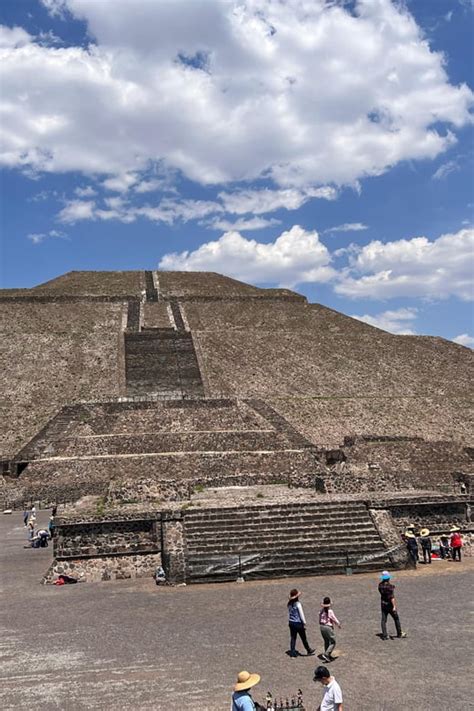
[351,307,418,335]
[324,222,368,234]
[432,160,459,180]
[205,216,281,231]
[452,333,474,347]
[2,0,472,191]
[219,187,337,215]
[159,224,335,287]
[57,199,96,223]
[74,185,97,197]
[102,173,138,193]
[27,228,67,244]
[0,26,32,48]
[336,228,474,300]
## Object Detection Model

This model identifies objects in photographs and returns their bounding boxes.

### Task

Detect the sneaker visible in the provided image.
[381,635,389,640]
[307,648,316,656]
[397,632,407,638]
[321,654,330,662]
[289,651,298,658]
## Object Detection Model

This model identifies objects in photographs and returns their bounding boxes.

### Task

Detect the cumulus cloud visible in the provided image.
[452,333,474,347]
[351,307,418,335]
[159,224,335,287]
[57,199,96,223]
[0,26,32,48]
[335,228,474,300]
[1,0,472,191]
[324,222,368,234]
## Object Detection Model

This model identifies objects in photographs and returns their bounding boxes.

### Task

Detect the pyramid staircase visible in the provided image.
[183,500,392,583]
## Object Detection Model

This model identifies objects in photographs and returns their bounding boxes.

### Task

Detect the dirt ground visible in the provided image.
[1,511,473,710]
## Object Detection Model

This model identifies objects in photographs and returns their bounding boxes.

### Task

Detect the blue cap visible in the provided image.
[380,571,391,580]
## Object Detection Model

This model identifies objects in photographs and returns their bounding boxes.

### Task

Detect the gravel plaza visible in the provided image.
[1,511,473,711]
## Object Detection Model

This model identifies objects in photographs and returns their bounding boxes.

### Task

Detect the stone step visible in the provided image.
[186,556,390,583]
[184,502,368,520]
[186,538,383,553]
[184,511,371,528]
[184,518,375,536]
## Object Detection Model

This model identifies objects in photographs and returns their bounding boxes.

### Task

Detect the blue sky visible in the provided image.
[0,0,473,344]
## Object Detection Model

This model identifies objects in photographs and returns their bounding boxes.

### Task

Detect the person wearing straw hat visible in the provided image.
[378,571,407,640]
[287,588,316,658]
[232,670,262,711]
[404,529,419,568]
[450,526,463,562]
[419,528,432,564]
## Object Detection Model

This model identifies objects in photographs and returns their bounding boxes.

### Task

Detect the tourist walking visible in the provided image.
[313,665,343,711]
[287,589,315,658]
[450,526,463,561]
[23,510,29,527]
[419,528,432,564]
[405,530,419,567]
[232,670,261,711]
[319,597,341,662]
[378,571,406,640]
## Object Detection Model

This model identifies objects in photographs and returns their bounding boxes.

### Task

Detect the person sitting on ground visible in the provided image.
[419,528,432,564]
[287,588,315,658]
[438,534,450,559]
[232,670,263,711]
[37,529,49,547]
[378,571,407,640]
[319,596,342,662]
[313,665,343,711]
[450,526,463,562]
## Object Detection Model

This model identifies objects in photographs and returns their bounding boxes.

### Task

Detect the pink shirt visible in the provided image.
[319,608,340,627]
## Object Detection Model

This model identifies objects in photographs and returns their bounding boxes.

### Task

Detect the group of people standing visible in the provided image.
[404,524,464,566]
[23,505,55,548]
[232,569,413,711]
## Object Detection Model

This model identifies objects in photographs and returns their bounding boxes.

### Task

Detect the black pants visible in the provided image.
[381,604,402,638]
[289,623,312,654]
[452,547,462,561]
[422,546,431,564]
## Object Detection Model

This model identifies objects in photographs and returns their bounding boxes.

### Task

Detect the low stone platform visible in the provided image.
[1,512,472,710]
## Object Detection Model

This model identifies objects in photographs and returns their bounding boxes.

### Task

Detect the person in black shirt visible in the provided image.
[378,571,407,640]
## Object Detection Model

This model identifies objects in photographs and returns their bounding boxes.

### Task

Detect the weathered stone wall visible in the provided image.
[194,330,473,399]
[0,302,125,458]
[44,512,162,583]
[43,552,161,583]
[270,396,473,448]
[386,501,469,531]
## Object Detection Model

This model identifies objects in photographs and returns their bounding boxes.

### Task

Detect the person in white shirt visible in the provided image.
[313,666,343,711]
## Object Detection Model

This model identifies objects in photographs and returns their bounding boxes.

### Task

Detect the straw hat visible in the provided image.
[405,531,416,538]
[234,671,261,691]
[289,588,300,601]
[420,528,430,537]
[450,525,460,532]
[406,523,416,529]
